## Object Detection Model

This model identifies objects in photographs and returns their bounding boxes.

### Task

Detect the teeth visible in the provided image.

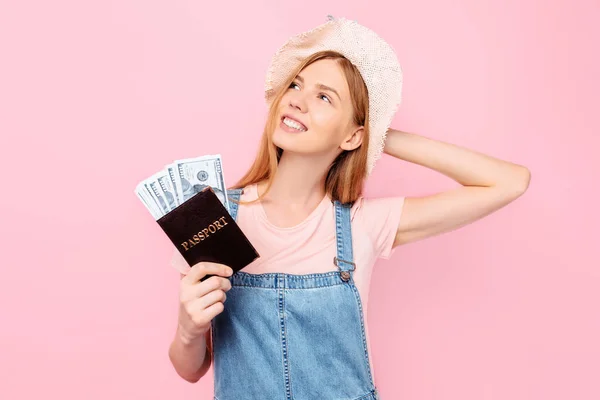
[283,117,306,131]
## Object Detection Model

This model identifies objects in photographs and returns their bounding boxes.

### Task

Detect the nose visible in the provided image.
[289,91,307,112]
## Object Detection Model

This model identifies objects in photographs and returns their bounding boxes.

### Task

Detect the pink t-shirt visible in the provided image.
[171,183,405,382]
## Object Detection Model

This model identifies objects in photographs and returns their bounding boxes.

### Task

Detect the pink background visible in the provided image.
[1,0,598,399]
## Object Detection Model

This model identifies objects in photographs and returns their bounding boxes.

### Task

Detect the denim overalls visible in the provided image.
[210,189,380,400]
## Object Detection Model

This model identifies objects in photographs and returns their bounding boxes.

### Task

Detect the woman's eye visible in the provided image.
[288,82,330,104]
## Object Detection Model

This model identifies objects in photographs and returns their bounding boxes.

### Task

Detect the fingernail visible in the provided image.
[227,268,233,276]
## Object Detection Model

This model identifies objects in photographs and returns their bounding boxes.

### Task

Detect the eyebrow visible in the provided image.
[295,75,341,101]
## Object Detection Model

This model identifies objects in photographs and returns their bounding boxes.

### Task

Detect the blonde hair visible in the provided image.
[231,50,370,205]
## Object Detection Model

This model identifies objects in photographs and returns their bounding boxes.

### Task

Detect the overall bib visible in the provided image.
[211,189,380,400]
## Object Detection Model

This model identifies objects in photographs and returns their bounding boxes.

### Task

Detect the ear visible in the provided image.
[340,126,364,151]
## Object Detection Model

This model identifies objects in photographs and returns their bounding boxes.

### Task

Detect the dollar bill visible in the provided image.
[135,182,162,219]
[147,174,171,215]
[166,164,182,206]
[134,188,155,218]
[134,154,229,221]
[172,154,229,212]
[157,172,177,211]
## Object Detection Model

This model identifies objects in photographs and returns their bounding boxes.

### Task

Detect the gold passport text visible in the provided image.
[180,216,228,251]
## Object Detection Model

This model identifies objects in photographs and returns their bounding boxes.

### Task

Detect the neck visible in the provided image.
[258,151,330,207]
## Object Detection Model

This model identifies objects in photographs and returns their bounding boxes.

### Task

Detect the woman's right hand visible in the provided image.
[177,262,233,345]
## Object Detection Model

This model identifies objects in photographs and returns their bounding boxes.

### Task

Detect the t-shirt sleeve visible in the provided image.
[170,249,191,274]
[352,196,405,259]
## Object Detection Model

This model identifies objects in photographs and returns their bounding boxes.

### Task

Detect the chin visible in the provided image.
[272,129,295,150]
[272,127,326,155]
[272,138,304,154]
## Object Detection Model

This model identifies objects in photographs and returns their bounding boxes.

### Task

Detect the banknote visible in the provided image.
[166,165,181,206]
[134,154,229,220]
[156,173,177,212]
[135,182,164,219]
[134,184,161,220]
[172,155,229,212]
[147,176,171,215]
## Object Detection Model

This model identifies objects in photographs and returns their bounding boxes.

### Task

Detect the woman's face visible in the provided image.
[272,58,363,157]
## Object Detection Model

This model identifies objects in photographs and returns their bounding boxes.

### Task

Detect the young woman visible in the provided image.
[168,16,530,400]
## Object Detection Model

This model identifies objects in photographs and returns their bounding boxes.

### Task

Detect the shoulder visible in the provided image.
[350,194,406,259]
[350,195,406,221]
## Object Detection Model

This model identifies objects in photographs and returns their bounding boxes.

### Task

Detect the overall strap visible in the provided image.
[226,189,243,222]
[333,200,356,282]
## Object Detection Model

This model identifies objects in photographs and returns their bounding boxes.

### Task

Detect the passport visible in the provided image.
[156,186,259,280]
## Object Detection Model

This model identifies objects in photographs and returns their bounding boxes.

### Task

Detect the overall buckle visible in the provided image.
[333,256,356,282]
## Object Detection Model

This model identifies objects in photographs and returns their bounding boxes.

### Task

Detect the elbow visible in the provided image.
[501,166,531,199]
[168,342,210,384]
[181,374,202,384]
[514,166,531,195]
[493,165,531,201]
[171,362,206,384]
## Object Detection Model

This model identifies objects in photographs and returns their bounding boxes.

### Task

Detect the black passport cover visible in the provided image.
[156,187,259,280]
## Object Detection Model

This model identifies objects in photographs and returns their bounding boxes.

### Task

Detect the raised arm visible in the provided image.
[382,128,531,247]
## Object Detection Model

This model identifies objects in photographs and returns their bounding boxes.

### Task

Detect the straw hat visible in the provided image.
[264,14,403,176]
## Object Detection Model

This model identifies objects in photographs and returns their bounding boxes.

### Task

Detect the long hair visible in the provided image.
[231,50,370,205]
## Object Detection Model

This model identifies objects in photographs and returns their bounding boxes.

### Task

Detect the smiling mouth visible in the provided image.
[281,116,307,132]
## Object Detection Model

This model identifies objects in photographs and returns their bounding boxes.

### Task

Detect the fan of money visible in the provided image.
[134,154,229,220]
[134,154,260,274]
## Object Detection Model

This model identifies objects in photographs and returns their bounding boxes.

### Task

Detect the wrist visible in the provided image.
[176,325,206,348]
